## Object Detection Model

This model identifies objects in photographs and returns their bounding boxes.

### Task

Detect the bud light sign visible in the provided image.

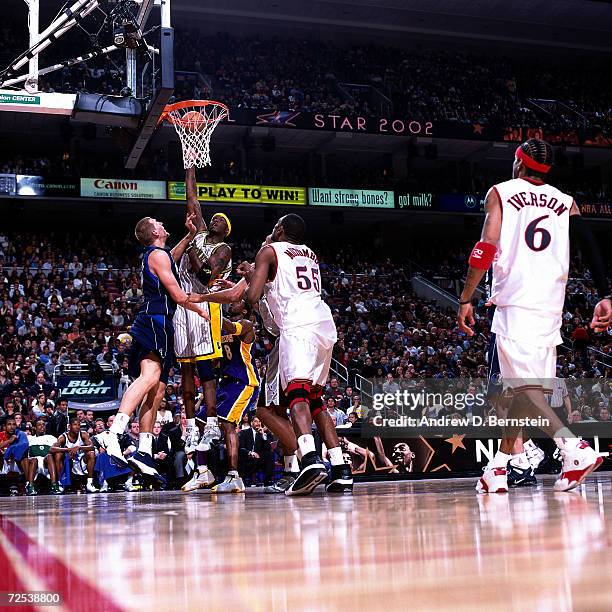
[57,375,116,403]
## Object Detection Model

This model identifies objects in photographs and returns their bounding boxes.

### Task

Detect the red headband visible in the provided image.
[515,146,551,174]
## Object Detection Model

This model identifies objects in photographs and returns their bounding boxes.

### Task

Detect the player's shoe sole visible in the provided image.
[326,478,354,493]
[264,474,297,494]
[128,451,166,485]
[285,464,327,496]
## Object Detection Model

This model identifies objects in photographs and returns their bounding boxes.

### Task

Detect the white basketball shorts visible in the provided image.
[173,302,222,361]
[494,334,556,393]
[278,321,336,390]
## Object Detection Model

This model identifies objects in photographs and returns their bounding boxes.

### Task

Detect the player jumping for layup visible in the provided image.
[246,214,353,495]
[97,215,210,478]
[176,167,232,492]
[457,139,611,493]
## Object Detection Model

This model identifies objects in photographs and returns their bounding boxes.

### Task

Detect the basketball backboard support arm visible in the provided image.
[24,0,39,93]
[124,0,174,169]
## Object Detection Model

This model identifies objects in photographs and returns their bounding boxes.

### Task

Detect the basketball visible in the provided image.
[182,110,206,133]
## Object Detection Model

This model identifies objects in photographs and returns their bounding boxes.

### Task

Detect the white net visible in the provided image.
[163,101,228,169]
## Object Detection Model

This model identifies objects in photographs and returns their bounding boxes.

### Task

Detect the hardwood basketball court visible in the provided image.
[0,474,610,611]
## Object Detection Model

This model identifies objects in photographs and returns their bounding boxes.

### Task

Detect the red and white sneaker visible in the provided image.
[554,440,603,492]
[476,466,508,494]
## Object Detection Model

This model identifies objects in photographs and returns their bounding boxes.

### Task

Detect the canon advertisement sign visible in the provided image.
[80,178,166,199]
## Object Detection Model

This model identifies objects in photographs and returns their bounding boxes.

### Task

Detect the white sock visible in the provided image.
[510,452,530,469]
[491,451,511,468]
[197,465,209,474]
[110,412,129,435]
[87,477,93,486]
[297,434,316,457]
[206,417,218,427]
[328,446,344,467]
[139,433,153,456]
[284,454,299,473]
[186,418,196,430]
[554,432,581,451]
[227,469,239,478]
[524,439,538,452]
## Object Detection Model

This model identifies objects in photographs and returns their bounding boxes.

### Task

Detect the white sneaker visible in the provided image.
[86,481,99,493]
[95,430,128,467]
[195,423,221,452]
[524,440,546,470]
[476,466,508,494]
[211,473,245,493]
[554,441,603,492]
[181,467,215,492]
[184,425,199,454]
[99,482,109,492]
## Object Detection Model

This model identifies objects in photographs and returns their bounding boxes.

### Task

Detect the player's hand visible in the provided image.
[590,298,612,332]
[193,303,210,320]
[457,302,475,336]
[236,261,254,278]
[185,212,197,238]
[212,278,235,290]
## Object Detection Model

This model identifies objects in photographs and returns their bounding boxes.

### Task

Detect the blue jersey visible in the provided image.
[221,332,259,387]
[139,246,180,317]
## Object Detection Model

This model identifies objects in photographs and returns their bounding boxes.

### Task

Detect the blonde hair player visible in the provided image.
[457,138,611,494]
[176,166,233,493]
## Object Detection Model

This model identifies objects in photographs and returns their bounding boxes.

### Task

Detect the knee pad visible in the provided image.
[286,380,311,410]
[309,385,324,418]
[196,360,217,382]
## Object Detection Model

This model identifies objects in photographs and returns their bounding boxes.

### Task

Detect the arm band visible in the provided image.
[232,322,243,337]
[195,265,212,286]
[569,215,609,298]
[468,241,497,270]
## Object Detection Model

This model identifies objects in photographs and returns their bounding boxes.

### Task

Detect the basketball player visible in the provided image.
[51,417,97,492]
[457,139,611,493]
[96,214,211,480]
[207,301,259,493]
[196,272,302,493]
[177,167,232,493]
[24,418,58,496]
[246,214,353,495]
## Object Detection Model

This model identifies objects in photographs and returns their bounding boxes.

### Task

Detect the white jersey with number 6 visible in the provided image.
[490,177,573,347]
[265,241,335,336]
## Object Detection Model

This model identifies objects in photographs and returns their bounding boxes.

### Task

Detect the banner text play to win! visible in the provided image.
[309,187,394,208]
[168,182,307,205]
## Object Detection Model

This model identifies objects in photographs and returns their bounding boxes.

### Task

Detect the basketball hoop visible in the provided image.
[159,99,229,168]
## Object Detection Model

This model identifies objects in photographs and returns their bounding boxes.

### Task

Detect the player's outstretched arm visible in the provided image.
[186,167,206,232]
[171,213,198,263]
[457,187,502,336]
[148,249,209,319]
[223,318,255,343]
[246,246,275,305]
[568,203,612,332]
[199,278,247,304]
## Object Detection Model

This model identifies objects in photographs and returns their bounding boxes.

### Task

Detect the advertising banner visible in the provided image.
[17,175,79,197]
[438,193,486,213]
[168,182,306,205]
[395,192,436,210]
[309,187,394,208]
[81,178,166,199]
[57,374,117,404]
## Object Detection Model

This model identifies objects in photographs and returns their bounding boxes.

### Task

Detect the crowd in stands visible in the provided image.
[3,21,612,135]
[0,228,609,493]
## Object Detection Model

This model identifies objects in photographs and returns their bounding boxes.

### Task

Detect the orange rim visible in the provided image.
[158,99,229,126]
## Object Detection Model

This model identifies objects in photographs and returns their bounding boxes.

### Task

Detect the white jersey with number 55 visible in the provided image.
[490,177,573,347]
[265,241,336,337]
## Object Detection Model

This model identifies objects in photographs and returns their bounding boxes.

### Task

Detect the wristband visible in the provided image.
[233,322,243,336]
[468,241,497,270]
